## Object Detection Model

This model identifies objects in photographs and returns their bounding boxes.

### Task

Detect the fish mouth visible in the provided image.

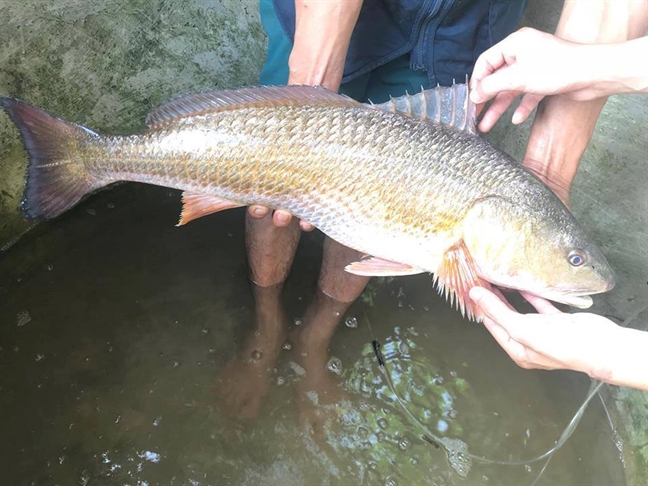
[510,286,598,309]
[495,282,599,309]
[546,294,593,309]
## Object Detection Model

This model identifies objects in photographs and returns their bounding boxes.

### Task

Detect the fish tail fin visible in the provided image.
[0,97,106,219]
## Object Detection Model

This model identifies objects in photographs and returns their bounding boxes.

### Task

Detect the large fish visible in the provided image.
[0,85,614,319]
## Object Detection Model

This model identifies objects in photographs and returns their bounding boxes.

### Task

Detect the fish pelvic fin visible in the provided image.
[0,98,104,219]
[435,240,492,322]
[345,256,425,276]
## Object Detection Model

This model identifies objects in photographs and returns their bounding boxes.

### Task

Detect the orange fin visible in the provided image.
[435,241,492,321]
[177,192,243,226]
[345,257,424,276]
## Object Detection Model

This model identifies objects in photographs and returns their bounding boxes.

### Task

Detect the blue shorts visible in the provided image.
[259,0,524,104]
[259,0,430,104]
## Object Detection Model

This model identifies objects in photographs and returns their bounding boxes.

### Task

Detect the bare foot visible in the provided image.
[217,283,288,420]
[291,290,352,443]
[296,352,347,445]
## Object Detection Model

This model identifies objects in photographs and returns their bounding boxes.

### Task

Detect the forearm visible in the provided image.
[288,0,363,90]
[586,38,648,97]
[524,0,648,202]
[589,327,648,391]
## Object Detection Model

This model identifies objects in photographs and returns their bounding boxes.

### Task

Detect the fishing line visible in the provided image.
[365,304,646,483]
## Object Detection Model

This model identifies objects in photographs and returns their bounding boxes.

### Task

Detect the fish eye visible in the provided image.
[568,251,586,267]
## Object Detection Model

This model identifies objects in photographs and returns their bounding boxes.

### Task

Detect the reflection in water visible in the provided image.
[0,184,626,486]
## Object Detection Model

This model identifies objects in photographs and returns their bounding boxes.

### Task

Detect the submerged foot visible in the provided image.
[290,290,352,443]
[217,283,288,420]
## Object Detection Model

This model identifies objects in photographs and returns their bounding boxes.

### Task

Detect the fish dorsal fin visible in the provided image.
[434,240,493,321]
[146,85,359,129]
[372,81,477,134]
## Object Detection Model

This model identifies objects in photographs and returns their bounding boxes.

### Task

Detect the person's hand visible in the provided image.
[247,205,315,231]
[468,286,619,375]
[470,27,606,133]
[469,286,648,391]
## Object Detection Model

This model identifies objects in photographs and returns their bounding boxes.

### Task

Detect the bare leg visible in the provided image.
[294,237,370,440]
[217,212,301,419]
[295,237,370,353]
[245,211,301,287]
[318,237,370,303]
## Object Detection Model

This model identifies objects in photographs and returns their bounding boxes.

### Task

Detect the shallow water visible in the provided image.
[0,184,626,486]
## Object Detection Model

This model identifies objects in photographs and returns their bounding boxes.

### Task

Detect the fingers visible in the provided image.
[470,45,513,102]
[475,66,524,103]
[490,286,517,312]
[511,93,544,124]
[477,90,519,132]
[248,205,292,226]
[299,220,315,232]
[248,205,315,231]
[272,210,293,227]
[469,286,517,325]
[519,291,562,315]
[481,315,516,351]
[248,205,269,219]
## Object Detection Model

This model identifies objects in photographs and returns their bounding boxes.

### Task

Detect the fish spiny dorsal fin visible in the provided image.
[434,240,493,322]
[372,82,477,135]
[146,85,360,130]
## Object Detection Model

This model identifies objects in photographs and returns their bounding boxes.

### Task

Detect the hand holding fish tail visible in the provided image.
[469,287,648,391]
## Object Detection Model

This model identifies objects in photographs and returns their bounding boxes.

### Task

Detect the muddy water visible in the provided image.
[0,184,626,486]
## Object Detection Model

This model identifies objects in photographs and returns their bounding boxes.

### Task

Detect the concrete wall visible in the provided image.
[0,0,266,246]
[1,0,646,484]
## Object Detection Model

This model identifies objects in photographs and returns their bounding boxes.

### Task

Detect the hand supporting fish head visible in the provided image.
[461,195,615,309]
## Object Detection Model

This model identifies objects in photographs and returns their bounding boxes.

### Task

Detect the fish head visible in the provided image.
[462,195,615,308]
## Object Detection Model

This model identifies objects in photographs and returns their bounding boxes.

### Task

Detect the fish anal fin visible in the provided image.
[345,257,424,277]
[435,241,492,321]
[178,192,243,226]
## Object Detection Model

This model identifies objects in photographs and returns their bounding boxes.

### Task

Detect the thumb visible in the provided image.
[469,286,516,326]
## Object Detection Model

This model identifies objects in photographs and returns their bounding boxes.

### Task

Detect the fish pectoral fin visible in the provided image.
[435,240,492,322]
[345,257,424,277]
[177,192,243,226]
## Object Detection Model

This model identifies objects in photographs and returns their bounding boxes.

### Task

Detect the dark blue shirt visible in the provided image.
[272,0,527,86]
